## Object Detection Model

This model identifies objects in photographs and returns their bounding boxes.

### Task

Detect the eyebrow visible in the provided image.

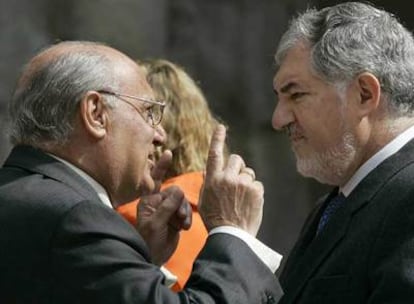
[274,81,299,97]
[280,82,300,94]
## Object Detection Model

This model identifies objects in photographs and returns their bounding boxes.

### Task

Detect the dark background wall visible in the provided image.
[0,0,411,269]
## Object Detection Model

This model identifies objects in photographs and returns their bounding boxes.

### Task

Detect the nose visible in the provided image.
[153,124,167,146]
[272,101,295,130]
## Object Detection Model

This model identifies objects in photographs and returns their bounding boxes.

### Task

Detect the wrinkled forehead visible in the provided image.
[273,43,313,90]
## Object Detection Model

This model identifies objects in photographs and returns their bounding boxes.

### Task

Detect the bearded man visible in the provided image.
[272,2,414,303]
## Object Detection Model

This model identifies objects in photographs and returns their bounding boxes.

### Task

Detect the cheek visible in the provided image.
[130,132,154,167]
[302,110,346,148]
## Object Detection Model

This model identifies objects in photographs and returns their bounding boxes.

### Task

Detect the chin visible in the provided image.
[296,149,356,186]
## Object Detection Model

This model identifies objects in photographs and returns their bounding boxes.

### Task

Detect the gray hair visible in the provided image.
[9,41,120,147]
[275,2,414,116]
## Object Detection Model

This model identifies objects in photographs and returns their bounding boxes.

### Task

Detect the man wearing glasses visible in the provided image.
[97,90,166,127]
[0,41,282,303]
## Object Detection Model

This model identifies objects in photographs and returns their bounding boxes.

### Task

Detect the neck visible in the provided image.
[365,116,414,160]
[338,116,414,188]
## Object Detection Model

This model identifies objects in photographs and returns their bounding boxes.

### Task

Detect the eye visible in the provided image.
[290,92,307,100]
[146,105,154,115]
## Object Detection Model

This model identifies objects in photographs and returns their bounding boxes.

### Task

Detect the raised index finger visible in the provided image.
[206,124,226,178]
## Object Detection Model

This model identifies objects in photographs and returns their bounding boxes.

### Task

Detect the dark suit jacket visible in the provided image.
[278,139,414,303]
[0,145,282,303]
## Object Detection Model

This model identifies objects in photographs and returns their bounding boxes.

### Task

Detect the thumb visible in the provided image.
[153,186,186,224]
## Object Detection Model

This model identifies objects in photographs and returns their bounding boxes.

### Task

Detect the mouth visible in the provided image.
[290,134,305,143]
[286,124,305,143]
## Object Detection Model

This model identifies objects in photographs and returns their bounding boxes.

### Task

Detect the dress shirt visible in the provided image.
[50,155,113,208]
[342,124,414,197]
[210,226,282,272]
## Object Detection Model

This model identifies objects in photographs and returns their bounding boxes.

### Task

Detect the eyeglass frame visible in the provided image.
[97,89,166,127]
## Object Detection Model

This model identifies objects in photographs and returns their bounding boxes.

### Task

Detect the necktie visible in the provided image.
[316,192,346,234]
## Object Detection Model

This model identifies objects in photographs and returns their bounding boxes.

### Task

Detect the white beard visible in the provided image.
[295,131,357,185]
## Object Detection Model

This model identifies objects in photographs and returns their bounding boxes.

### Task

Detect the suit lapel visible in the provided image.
[3,145,101,204]
[280,189,352,303]
[280,139,414,303]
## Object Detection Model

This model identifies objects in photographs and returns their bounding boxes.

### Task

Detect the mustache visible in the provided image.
[283,122,298,137]
[285,123,293,136]
[285,123,302,137]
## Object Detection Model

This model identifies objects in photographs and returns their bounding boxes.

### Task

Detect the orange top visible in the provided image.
[116,171,207,291]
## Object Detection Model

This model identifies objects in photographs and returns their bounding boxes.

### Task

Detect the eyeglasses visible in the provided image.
[97,90,165,127]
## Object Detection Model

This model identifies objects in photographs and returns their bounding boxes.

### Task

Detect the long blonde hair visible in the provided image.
[139,59,227,179]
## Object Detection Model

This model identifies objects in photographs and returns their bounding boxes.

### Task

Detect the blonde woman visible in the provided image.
[117,59,228,291]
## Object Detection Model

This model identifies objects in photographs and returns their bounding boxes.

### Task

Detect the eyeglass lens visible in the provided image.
[149,105,163,126]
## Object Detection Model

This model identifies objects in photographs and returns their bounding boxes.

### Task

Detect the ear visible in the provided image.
[79,91,108,139]
[355,72,381,117]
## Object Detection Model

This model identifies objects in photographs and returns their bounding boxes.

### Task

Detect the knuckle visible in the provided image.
[238,177,251,187]
[229,153,243,164]
[208,149,221,160]
[223,174,237,186]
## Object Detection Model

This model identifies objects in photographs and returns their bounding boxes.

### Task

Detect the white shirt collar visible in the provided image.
[341,124,414,197]
[48,154,113,209]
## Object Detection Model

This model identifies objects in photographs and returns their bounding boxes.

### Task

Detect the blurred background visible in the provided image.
[0,0,411,271]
